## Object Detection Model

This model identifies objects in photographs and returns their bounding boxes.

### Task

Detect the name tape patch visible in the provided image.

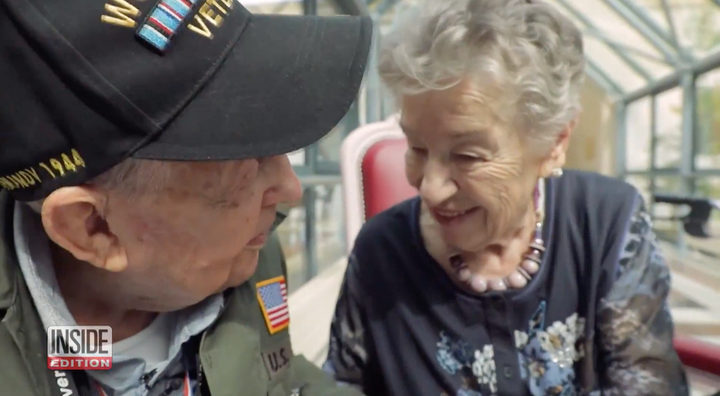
[260,338,292,379]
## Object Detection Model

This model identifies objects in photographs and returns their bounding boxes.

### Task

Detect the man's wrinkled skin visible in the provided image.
[40,156,301,341]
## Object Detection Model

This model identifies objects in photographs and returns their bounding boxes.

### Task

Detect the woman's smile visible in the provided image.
[429,205,481,227]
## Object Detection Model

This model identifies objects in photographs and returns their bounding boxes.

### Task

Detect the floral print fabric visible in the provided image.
[594,198,689,396]
[431,197,687,396]
[323,184,688,396]
[514,303,586,395]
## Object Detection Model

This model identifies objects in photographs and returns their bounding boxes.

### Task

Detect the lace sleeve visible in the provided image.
[597,195,689,396]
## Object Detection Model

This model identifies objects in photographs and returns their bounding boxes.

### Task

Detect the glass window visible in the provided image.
[635,0,720,57]
[547,0,671,80]
[660,175,720,346]
[317,0,341,15]
[318,105,359,162]
[631,0,672,32]
[244,0,303,14]
[318,126,346,163]
[625,97,652,171]
[313,183,346,270]
[583,36,648,91]
[695,176,720,231]
[381,86,398,120]
[288,149,306,166]
[624,175,651,204]
[695,175,720,261]
[657,0,720,58]
[276,204,307,293]
[652,175,684,242]
[654,87,683,168]
[695,69,720,169]
[629,54,675,81]
[276,184,346,293]
[654,174,684,193]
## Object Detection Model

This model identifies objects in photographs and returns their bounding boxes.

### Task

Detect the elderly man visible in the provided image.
[0,0,371,394]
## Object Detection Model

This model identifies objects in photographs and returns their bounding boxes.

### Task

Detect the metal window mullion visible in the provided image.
[613,0,688,58]
[365,30,382,124]
[555,0,653,81]
[302,0,319,282]
[658,0,680,50]
[649,95,657,213]
[373,0,399,17]
[680,74,694,189]
[623,50,720,103]
[586,59,624,96]
[616,102,628,178]
[680,72,696,194]
[583,29,670,65]
[601,0,685,66]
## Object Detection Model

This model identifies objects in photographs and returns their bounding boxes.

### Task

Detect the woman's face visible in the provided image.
[401,79,561,252]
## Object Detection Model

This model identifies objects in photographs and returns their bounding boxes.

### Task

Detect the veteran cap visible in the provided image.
[0,0,372,201]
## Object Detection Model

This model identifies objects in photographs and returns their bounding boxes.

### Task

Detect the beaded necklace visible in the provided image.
[448,179,545,293]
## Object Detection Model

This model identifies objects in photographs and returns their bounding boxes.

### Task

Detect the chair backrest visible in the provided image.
[340,115,417,253]
[674,336,720,377]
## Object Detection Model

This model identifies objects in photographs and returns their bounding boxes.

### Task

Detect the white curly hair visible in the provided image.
[378,0,586,147]
[26,158,175,213]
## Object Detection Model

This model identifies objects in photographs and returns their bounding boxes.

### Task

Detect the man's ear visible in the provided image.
[539,117,577,178]
[41,186,128,272]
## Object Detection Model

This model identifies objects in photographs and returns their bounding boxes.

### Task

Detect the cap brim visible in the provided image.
[132,14,372,161]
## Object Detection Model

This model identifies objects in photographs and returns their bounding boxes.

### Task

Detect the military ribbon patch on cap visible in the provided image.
[256,276,290,335]
[136,0,199,52]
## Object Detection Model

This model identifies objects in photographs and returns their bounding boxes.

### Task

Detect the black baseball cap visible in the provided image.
[0,0,372,201]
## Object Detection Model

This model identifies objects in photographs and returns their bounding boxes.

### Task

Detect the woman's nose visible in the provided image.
[418,161,457,206]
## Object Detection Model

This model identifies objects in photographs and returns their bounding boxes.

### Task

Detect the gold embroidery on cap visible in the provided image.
[187,0,234,39]
[0,149,87,192]
[101,0,143,28]
[0,169,41,190]
[100,0,231,41]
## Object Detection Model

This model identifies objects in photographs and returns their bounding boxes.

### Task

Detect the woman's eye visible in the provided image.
[410,147,428,156]
[453,154,484,162]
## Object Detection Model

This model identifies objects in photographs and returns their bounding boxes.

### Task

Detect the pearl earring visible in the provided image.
[551,168,563,178]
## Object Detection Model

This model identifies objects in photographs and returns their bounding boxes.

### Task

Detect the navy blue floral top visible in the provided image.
[323,170,688,396]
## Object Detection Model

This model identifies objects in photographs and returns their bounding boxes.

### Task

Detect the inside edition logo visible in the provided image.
[47,326,112,370]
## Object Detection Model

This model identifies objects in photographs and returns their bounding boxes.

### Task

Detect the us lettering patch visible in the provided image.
[136,0,199,52]
[261,338,292,379]
[256,276,290,335]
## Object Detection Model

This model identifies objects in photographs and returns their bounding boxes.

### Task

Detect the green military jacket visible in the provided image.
[0,192,361,396]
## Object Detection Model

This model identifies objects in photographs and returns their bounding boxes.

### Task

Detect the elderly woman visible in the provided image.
[323,0,688,395]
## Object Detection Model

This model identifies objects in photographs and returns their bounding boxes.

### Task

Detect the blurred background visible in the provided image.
[246,0,720,367]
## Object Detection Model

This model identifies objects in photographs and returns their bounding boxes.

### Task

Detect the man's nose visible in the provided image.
[263,155,303,206]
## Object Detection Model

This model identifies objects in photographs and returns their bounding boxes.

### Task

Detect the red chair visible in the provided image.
[340,114,417,253]
[674,336,720,377]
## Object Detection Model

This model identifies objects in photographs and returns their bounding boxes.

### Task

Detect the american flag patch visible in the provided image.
[256,276,290,334]
[136,0,199,52]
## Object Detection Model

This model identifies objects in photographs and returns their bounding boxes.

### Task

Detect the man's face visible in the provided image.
[97,156,301,311]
